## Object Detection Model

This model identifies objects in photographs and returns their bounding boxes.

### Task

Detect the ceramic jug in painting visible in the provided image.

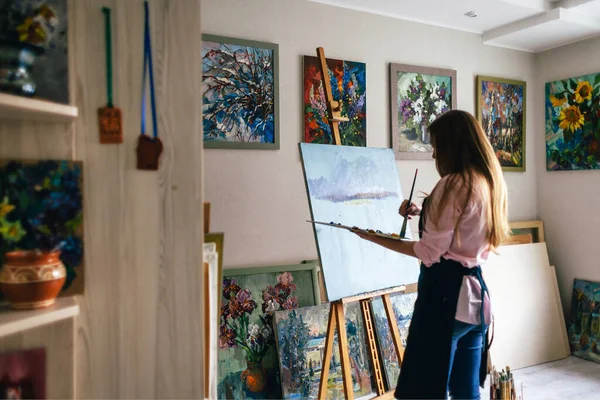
[241,360,268,393]
[0,251,66,309]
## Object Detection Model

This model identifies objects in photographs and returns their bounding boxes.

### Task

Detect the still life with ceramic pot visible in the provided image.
[0,160,84,309]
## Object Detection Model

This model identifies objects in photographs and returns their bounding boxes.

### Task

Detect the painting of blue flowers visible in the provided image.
[303,56,366,146]
[568,279,600,363]
[0,160,83,294]
[390,64,456,160]
[546,72,600,170]
[299,143,420,301]
[202,34,279,150]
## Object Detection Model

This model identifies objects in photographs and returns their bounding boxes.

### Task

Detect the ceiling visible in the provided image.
[308,0,600,52]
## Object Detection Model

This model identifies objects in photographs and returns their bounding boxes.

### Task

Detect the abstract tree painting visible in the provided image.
[303,56,366,146]
[568,279,600,363]
[274,303,375,399]
[390,63,456,160]
[202,35,279,149]
[546,72,600,170]
[477,76,526,172]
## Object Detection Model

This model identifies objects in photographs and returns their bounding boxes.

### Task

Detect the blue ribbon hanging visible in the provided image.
[141,0,158,139]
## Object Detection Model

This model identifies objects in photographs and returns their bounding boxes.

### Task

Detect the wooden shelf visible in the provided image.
[0,93,78,122]
[0,296,79,338]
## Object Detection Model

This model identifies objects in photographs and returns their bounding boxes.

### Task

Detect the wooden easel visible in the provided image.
[316,47,349,145]
[316,46,407,400]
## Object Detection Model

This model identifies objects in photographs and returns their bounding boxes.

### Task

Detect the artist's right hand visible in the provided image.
[399,200,420,219]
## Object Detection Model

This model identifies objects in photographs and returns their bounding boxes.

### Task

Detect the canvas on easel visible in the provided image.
[299,143,419,301]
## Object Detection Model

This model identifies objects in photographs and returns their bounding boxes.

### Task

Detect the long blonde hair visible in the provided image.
[426,110,510,250]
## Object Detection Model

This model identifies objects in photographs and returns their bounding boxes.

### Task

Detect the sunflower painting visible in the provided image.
[546,73,600,170]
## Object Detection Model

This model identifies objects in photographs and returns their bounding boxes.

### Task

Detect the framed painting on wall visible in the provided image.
[303,55,366,146]
[476,76,526,172]
[273,302,376,399]
[546,72,600,170]
[202,34,279,149]
[0,348,46,399]
[568,279,600,363]
[390,63,456,160]
[0,0,69,104]
[0,160,84,296]
[217,262,320,399]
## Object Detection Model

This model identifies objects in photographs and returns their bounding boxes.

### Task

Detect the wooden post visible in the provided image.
[318,302,338,399]
[316,47,348,146]
[334,302,354,400]
[382,294,405,363]
[361,299,386,396]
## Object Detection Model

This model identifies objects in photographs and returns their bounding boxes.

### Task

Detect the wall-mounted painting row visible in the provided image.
[303,55,366,147]
[0,160,84,297]
[0,0,69,103]
[477,76,526,172]
[546,72,600,171]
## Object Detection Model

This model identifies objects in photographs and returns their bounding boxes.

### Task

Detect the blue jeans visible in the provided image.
[447,320,487,400]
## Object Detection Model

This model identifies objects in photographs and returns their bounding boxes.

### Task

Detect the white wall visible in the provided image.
[202,0,538,268]
[535,36,600,314]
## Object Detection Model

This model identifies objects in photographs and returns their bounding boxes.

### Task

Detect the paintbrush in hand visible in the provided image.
[400,168,418,238]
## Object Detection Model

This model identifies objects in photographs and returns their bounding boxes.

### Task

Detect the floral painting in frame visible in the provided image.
[545,72,600,170]
[202,34,279,149]
[371,292,418,389]
[390,63,456,160]
[218,262,320,399]
[568,279,600,363]
[274,302,376,399]
[303,55,366,146]
[477,76,526,172]
[0,160,84,296]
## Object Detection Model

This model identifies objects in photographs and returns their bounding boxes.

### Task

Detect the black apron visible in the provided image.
[394,198,490,399]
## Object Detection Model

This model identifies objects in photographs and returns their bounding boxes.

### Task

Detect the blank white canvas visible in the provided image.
[484,243,570,370]
[300,143,420,301]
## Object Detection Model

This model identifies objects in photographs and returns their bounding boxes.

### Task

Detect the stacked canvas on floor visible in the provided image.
[483,242,570,370]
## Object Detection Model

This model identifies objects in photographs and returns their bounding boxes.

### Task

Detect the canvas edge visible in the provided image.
[298,143,332,301]
[390,63,456,160]
[201,34,280,150]
[475,75,527,173]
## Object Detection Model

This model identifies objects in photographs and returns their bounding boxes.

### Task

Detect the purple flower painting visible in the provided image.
[390,64,456,160]
[217,263,319,399]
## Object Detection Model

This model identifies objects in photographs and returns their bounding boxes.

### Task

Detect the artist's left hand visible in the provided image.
[351,229,376,242]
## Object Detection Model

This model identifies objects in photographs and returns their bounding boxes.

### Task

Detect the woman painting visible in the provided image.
[353,110,510,399]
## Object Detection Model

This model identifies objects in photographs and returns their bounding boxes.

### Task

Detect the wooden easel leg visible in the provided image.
[360,299,386,395]
[318,303,337,399]
[382,294,405,364]
[334,302,354,400]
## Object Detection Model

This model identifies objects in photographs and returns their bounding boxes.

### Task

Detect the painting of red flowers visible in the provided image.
[0,348,46,399]
[218,262,320,399]
[303,56,366,147]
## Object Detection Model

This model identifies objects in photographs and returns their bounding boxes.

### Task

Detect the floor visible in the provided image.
[482,357,600,399]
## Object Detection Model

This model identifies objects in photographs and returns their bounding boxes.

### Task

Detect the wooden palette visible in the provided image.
[307,220,408,241]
